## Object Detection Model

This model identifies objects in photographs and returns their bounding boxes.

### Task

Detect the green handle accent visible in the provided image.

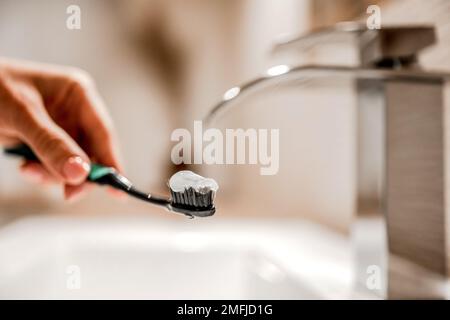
[88,164,116,181]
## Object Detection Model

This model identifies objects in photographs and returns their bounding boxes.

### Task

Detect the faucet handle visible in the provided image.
[273,22,436,68]
[359,25,436,67]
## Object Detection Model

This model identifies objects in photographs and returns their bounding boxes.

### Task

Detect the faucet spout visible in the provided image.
[204,64,448,126]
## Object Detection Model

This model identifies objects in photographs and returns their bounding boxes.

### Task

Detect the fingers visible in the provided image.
[0,133,20,147]
[21,161,93,201]
[3,78,91,185]
[15,101,91,186]
[73,81,123,172]
[3,65,123,202]
[64,82,126,201]
[20,161,57,184]
[66,77,126,201]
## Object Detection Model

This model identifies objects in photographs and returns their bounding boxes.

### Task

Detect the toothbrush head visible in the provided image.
[168,170,218,217]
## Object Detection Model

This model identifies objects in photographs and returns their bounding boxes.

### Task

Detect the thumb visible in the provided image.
[18,115,91,185]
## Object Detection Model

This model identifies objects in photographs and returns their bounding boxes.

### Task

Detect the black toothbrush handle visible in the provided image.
[4,144,39,162]
[4,145,207,217]
[4,143,171,205]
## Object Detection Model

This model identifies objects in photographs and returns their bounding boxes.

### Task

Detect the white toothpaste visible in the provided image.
[169,170,219,194]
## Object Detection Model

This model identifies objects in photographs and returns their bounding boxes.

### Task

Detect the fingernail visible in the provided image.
[63,156,90,185]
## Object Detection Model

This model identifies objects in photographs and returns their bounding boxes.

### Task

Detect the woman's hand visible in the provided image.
[0,58,122,201]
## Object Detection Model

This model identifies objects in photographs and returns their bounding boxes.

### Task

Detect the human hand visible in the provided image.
[0,58,123,201]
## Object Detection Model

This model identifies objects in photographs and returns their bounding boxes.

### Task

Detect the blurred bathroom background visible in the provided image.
[0,0,449,234]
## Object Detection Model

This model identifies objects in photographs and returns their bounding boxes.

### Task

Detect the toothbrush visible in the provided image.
[3,144,218,218]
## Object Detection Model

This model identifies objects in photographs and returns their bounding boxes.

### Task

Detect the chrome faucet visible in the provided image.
[204,22,450,299]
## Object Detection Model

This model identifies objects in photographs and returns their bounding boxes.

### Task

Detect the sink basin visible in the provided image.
[0,215,365,299]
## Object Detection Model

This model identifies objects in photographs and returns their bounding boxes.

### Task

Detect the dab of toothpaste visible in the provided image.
[169,170,219,194]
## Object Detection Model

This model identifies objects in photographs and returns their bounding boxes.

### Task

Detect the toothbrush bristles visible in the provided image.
[170,187,215,210]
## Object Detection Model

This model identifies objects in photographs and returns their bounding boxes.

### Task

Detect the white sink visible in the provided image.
[0,215,362,299]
